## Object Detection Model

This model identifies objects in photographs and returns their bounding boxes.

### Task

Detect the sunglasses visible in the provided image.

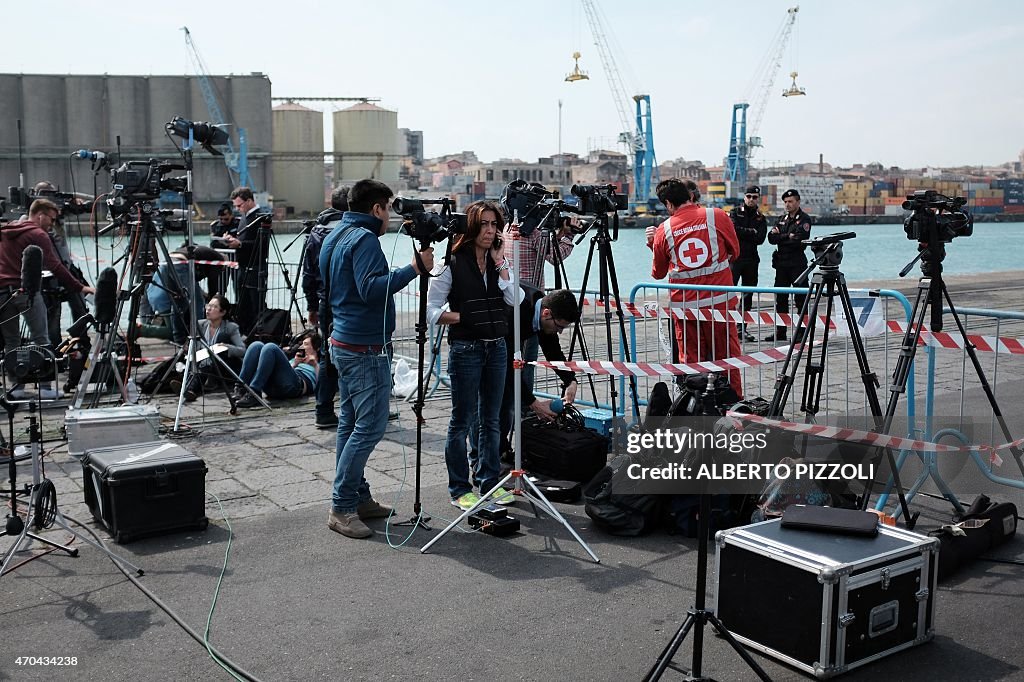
[745,194,759,199]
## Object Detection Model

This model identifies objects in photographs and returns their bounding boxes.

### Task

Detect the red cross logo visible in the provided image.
[677,237,709,269]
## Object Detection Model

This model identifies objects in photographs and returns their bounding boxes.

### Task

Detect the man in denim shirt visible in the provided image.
[321,179,434,539]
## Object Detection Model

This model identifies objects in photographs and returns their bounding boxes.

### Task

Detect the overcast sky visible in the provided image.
[7,0,1022,169]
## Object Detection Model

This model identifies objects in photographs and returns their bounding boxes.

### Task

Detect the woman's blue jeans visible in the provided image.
[239,341,303,399]
[444,338,507,499]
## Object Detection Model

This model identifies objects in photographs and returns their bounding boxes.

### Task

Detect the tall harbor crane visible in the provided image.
[577,0,659,211]
[182,27,254,190]
[724,6,803,195]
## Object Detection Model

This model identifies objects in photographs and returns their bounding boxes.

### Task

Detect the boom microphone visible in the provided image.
[21,245,43,298]
[94,267,118,326]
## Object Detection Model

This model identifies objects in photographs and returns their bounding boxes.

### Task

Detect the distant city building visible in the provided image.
[399,128,424,165]
[759,173,837,215]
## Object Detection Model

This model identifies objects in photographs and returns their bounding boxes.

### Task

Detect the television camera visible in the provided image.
[902,190,973,244]
[392,197,467,248]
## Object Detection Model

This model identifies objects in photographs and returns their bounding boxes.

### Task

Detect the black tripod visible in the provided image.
[869,217,1024,503]
[393,237,437,532]
[766,232,915,527]
[237,214,304,335]
[572,212,641,428]
[2,375,143,578]
[644,484,772,681]
[528,214,599,406]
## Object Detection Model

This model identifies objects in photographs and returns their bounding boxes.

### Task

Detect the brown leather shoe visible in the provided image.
[356,499,393,520]
[327,510,372,538]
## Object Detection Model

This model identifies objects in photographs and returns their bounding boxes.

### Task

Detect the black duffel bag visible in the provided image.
[521,408,609,483]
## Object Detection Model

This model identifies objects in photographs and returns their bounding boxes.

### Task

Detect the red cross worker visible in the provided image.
[649,179,743,396]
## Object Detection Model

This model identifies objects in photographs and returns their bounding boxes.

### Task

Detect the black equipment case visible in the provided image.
[714,519,938,678]
[82,440,208,543]
[521,416,609,483]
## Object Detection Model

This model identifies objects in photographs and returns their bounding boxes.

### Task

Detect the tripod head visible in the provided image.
[794,231,856,285]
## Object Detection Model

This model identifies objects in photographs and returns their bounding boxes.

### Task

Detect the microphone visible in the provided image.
[75,149,109,170]
[66,313,95,339]
[94,267,118,326]
[21,245,43,298]
[75,149,105,162]
[550,398,565,414]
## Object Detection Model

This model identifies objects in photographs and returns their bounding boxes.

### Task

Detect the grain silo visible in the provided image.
[272,102,325,216]
[332,102,399,184]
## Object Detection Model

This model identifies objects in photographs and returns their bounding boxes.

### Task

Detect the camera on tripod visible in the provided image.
[105,160,188,229]
[571,183,628,215]
[392,197,467,247]
[4,345,57,383]
[499,179,587,237]
[902,190,973,243]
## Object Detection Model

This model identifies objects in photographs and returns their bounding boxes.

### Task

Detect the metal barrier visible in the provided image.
[876,305,1024,515]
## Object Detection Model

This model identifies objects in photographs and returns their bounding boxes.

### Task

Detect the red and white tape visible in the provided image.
[727,412,1024,467]
[534,343,800,378]
[887,321,1024,356]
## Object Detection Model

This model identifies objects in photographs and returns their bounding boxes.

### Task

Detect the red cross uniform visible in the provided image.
[651,204,743,396]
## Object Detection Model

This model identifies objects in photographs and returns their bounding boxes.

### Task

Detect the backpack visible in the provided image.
[248,308,292,346]
[583,454,663,536]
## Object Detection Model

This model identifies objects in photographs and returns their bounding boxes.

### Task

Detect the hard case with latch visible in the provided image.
[713,518,938,678]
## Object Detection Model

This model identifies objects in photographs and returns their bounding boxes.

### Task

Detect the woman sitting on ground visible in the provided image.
[181,294,247,400]
[234,332,320,408]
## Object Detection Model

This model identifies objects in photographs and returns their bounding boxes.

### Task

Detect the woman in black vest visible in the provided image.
[426,200,521,510]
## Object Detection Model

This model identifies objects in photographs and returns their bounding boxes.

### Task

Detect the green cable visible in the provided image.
[203,491,244,682]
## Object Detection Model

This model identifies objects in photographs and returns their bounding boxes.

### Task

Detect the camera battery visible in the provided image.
[468,513,520,537]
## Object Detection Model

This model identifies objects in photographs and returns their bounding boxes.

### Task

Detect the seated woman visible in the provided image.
[184,294,247,399]
[234,333,320,408]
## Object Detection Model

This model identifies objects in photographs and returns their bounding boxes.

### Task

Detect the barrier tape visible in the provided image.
[533,343,798,378]
[727,412,1024,467]
[886,321,1024,356]
[71,254,239,268]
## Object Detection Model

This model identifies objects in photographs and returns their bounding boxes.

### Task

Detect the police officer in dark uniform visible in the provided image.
[765,188,812,342]
[729,185,767,342]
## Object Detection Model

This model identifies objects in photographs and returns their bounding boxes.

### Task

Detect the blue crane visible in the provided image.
[182,27,253,190]
[578,0,659,212]
[724,6,803,196]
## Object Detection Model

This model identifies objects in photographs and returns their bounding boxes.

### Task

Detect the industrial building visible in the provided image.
[0,73,272,216]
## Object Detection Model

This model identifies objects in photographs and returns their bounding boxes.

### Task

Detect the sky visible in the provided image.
[6,0,1022,169]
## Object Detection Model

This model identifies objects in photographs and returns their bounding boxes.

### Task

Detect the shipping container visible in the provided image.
[849,206,865,215]
[867,205,884,215]
[1004,204,1024,214]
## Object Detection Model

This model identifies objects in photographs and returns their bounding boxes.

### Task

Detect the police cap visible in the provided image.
[781,189,801,200]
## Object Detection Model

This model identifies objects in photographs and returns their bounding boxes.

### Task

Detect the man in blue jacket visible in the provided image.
[321,179,434,539]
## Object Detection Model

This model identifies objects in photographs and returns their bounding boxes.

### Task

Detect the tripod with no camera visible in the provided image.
[766,232,915,526]
[420,211,600,562]
[2,360,143,578]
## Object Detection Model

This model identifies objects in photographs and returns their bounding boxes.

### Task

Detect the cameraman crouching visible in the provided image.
[0,199,95,397]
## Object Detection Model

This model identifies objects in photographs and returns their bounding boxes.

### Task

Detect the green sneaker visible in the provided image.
[490,487,515,505]
[451,492,482,511]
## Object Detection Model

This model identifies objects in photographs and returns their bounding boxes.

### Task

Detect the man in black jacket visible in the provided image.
[765,188,812,342]
[729,185,767,342]
[224,187,270,335]
[301,185,348,429]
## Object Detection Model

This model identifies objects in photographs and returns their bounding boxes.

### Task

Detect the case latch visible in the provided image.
[880,567,891,590]
[915,588,930,602]
[838,613,856,628]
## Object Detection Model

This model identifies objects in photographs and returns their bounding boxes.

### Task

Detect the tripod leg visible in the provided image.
[940,285,1024,478]
[769,277,822,416]
[643,613,698,681]
[705,614,773,682]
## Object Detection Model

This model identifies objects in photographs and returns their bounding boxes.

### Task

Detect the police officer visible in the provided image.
[765,188,812,343]
[729,185,767,342]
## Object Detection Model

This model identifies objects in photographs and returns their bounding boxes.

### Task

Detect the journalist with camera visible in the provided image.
[323,179,434,540]
[0,198,96,397]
